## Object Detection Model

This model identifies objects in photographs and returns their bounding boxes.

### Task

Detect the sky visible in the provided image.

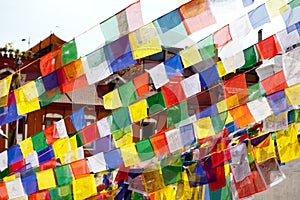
[0,0,285,52]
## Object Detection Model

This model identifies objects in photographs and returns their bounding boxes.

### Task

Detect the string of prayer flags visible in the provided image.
[103,89,123,110]
[61,39,78,65]
[129,22,162,60]
[146,63,169,89]
[133,72,150,97]
[72,174,97,200]
[70,107,86,131]
[213,25,232,48]
[104,35,137,72]
[39,47,62,76]
[81,48,112,85]
[154,9,188,48]
[179,0,216,34]
[275,123,300,163]
[129,99,148,123]
[180,44,202,68]
[248,4,271,29]
[125,1,144,32]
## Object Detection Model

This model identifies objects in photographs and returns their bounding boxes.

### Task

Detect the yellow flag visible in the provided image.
[19,137,34,158]
[63,149,79,164]
[225,94,239,109]
[217,61,227,77]
[52,138,71,163]
[3,174,16,182]
[180,44,202,68]
[120,143,140,167]
[69,135,78,150]
[103,89,122,110]
[276,123,300,163]
[266,0,288,18]
[129,22,162,59]
[36,169,57,190]
[217,99,228,113]
[129,99,148,122]
[0,74,12,98]
[113,126,133,148]
[285,83,300,105]
[252,134,276,163]
[14,81,40,115]
[72,174,97,200]
[193,117,215,139]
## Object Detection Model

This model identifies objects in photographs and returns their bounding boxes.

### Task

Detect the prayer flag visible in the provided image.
[111,107,131,131]
[112,125,133,148]
[199,64,220,88]
[166,101,189,127]
[39,88,63,107]
[281,5,300,27]
[197,34,216,61]
[31,130,48,152]
[0,183,8,199]
[29,190,51,200]
[156,9,182,33]
[142,165,165,193]
[165,129,183,153]
[230,15,251,40]
[164,54,183,78]
[146,63,169,89]
[54,119,68,138]
[223,74,248,104]
[264,112,288,133]
[248,83,265,102]
[243,0,254,7]
[37,146,54,164]
[193,117,215,139]
[230,143,251,182]
[229,104,255,128]
[72,175,97,200]
[150,131,170,158]
[81,48,112,85]
[44,124,59,145]
[21,173,38,195]
[221,51,245,73]
[285,83,300,105]
[49,185,72,200]
[82,122,99,144]
[52,138,71,163]
[180,45,202,68]
[63,59,84,81]
[70,107,86,131]
[25,152,39,168]
[136,138,155,161]
[161,155,182,185]
[252,134,276,163]
[6,178,25,199]
[256,35,282,61]
[267,90,289,115]
[161,76,186,107]
[7,144,23,166]
[70,159,90,179]
[104,149,124,169]
[93,135,114,154]
[87,152,107,173]
[120,143,140,167]
[248,4,271,29]
[179,123,196,147]
[0,74,12,98]
[19,137,34,158]
[100,10,129,43]
[276,123,300,162]
[103,89,123,110]
[247,97,272,122]
[118,81,137,106]
[62,39,78,65]
[261,70,288,95]
[240,45,259,69]
[181,73,201,98]
[133,72,150,97]
[147,91,166,115]
[129,99,148,123]
[96,117,112,138]
[36,169,56,190]
[126,1,144,32]
[213,25,232,48]
[129,22,162,59]
[283,47,300,86]
[277,25,300,52]
[265,0,288,18]
[42,71,59,91]
[39,47,62,76]
[0,151,7,171]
